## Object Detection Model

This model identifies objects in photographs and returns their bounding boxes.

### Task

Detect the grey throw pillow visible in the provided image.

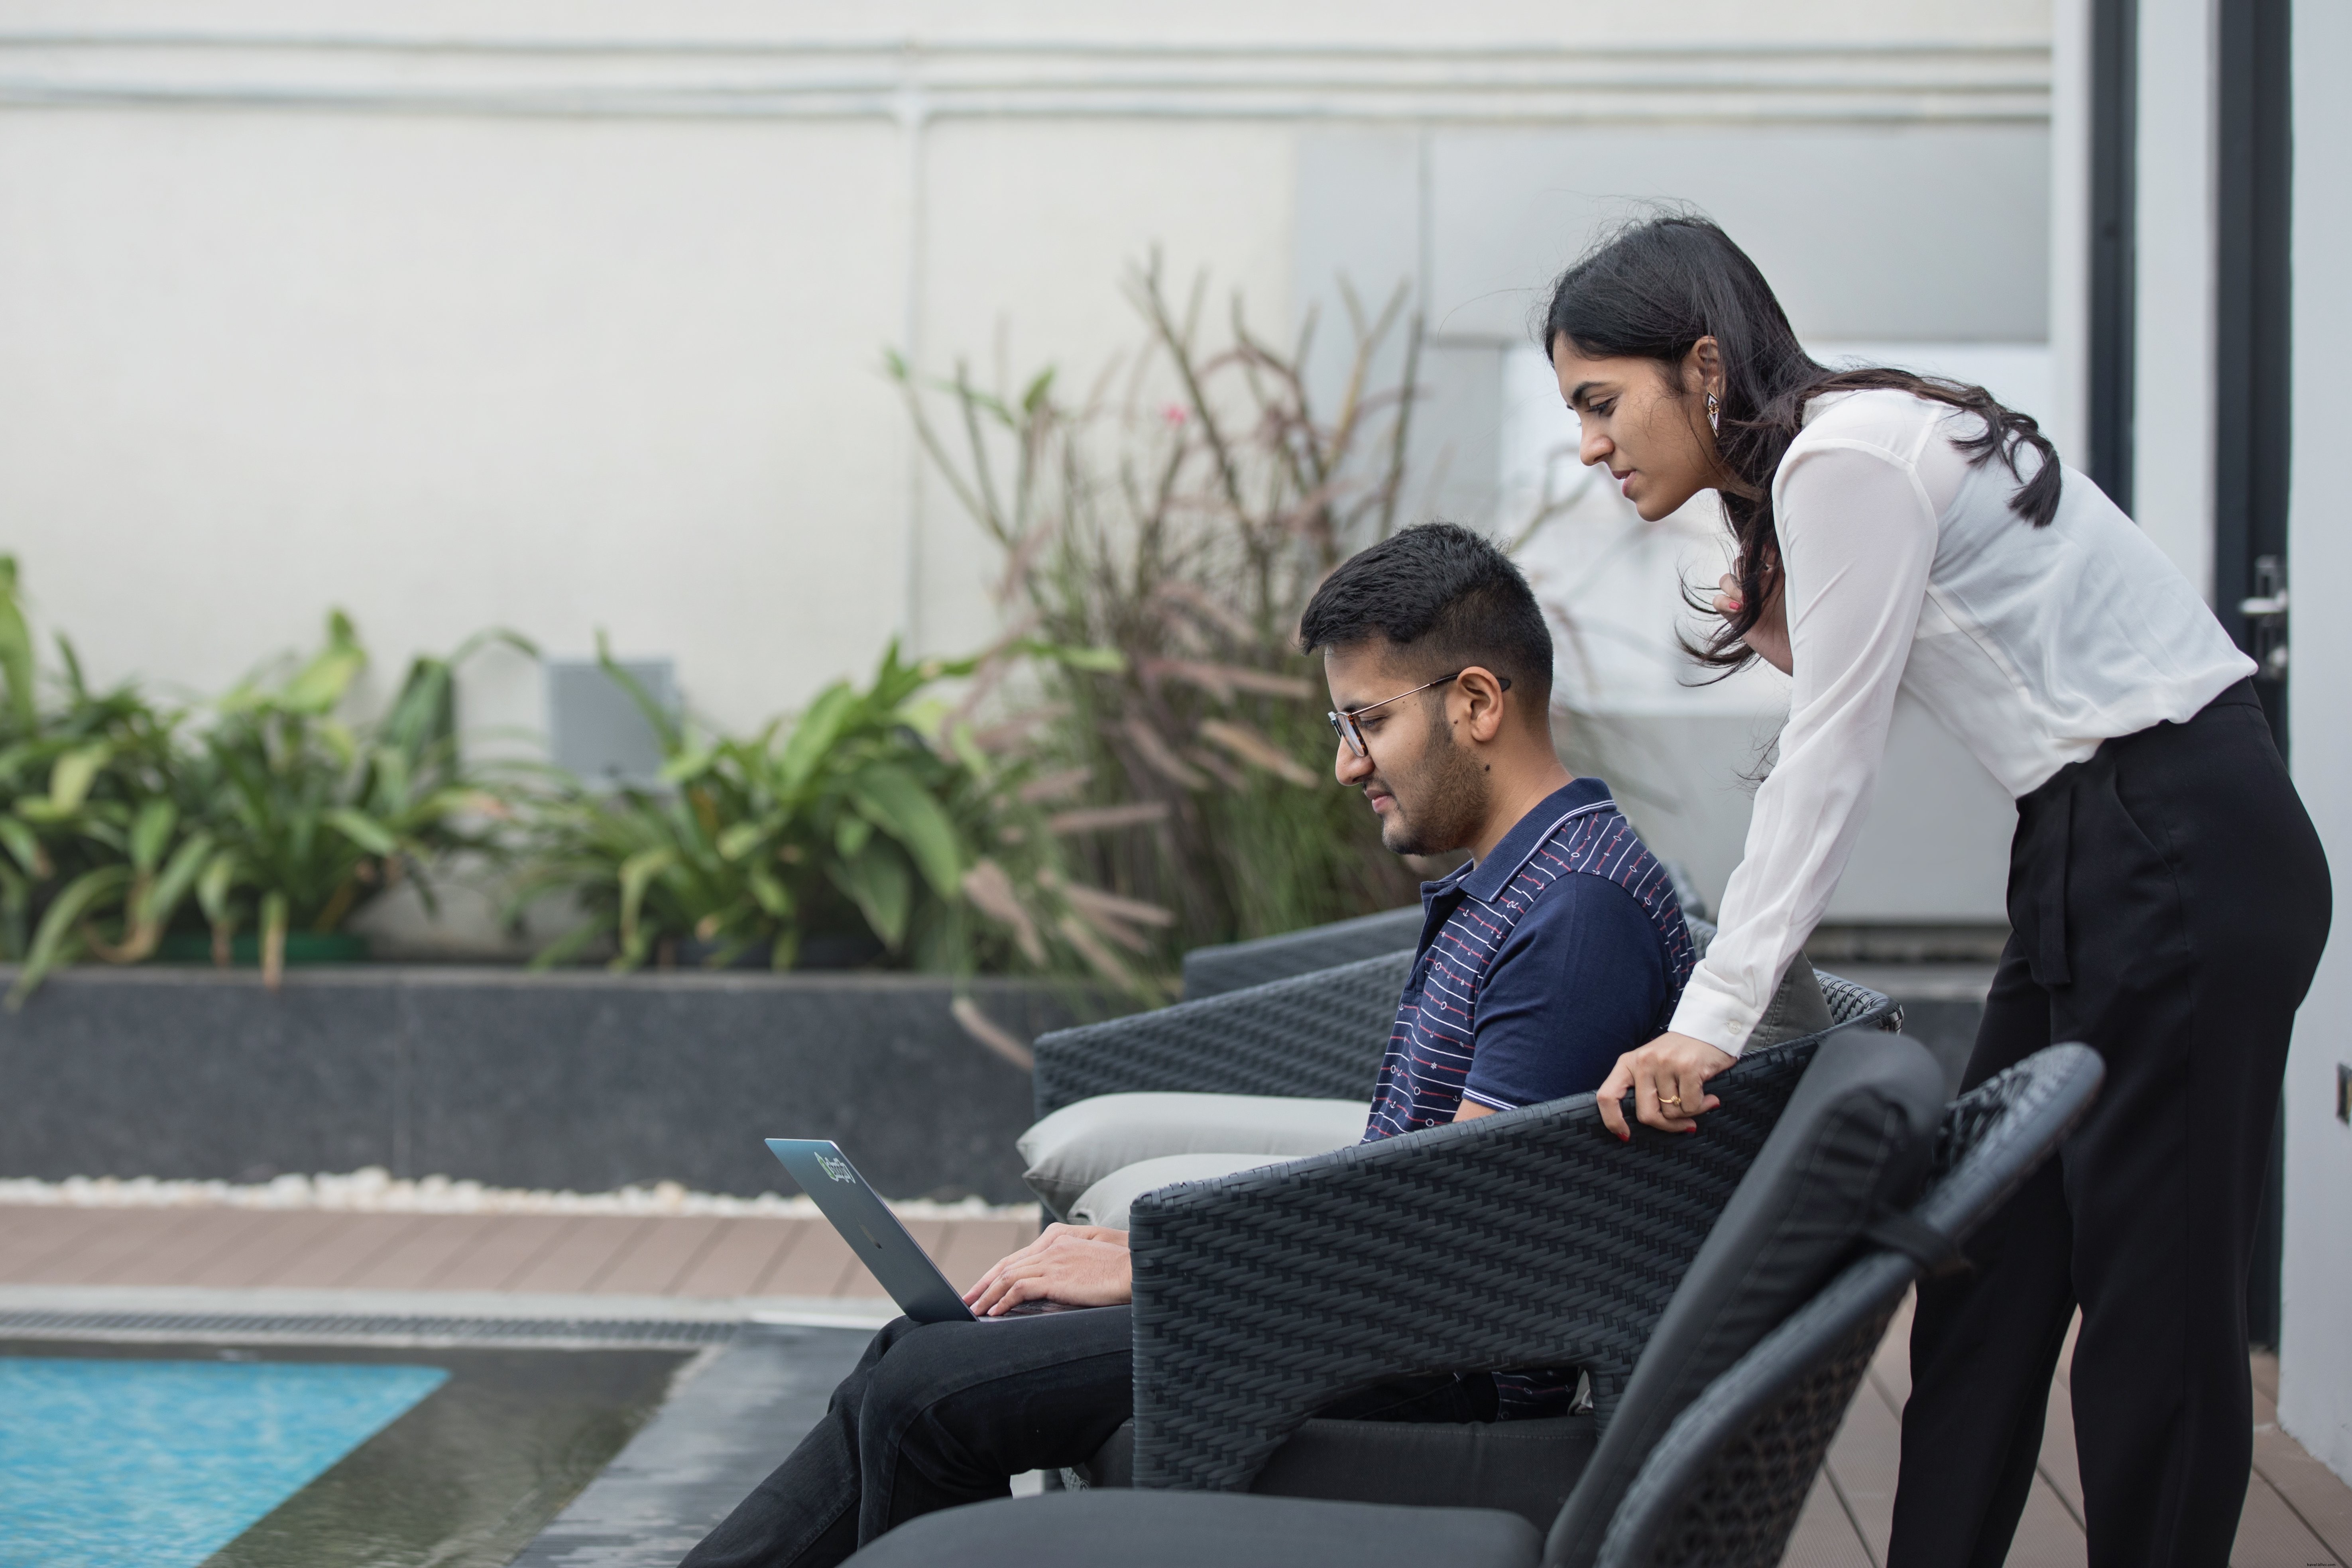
[1018,1092,1367,1219]
[1067,1152,1297,1228]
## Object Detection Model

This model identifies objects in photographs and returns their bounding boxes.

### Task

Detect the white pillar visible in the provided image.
[2044,0,2092,470]
[2131,0,2218,596]
[2279,0,2352,1491]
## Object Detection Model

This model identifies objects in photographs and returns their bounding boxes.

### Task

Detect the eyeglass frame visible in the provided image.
[1326,668,1513,759]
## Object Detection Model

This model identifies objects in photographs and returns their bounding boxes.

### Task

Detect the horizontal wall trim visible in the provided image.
[0,34,2051,126]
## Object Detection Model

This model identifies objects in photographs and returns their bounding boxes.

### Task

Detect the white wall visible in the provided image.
[0,1,2054,936]
[2280,0,2352,1492]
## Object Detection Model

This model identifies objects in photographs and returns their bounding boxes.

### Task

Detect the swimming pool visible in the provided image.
[0,1340,688,1568]
[0,1358,446,1567]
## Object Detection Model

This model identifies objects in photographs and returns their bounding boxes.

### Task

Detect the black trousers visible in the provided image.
[679,1306,1497,1568]
[1888,682,2330,1568]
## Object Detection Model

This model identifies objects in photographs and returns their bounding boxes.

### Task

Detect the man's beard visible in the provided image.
[1378,711,1488,857]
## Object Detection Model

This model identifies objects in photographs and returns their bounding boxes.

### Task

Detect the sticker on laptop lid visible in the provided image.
[814,1151,857,1185]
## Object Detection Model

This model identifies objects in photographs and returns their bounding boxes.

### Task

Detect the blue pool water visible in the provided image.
[0,1357,448,1568]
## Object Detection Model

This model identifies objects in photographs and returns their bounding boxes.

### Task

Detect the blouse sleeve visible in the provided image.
[1668,439,1938,1054]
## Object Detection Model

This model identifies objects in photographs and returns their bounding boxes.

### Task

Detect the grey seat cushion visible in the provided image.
[1545,1028,1946,1568]
[1018,1092,1368,1218]
[1068,1153,1294,1228]
[842,1489,1541,1568]
[1751,955,1833,1047]
[1076,1412,1595,1529]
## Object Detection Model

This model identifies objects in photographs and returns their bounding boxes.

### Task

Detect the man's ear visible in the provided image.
[1453,667,1510,745]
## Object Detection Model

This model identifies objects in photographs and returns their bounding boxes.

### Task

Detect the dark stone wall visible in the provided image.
[0,967,1100,1202]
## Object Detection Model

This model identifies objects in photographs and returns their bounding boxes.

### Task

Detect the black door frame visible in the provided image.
[2215,0,2294,1349]
[2087,0,2137,513]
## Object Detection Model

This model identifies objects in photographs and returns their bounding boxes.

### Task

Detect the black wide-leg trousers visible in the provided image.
[1889,681,2330,1568]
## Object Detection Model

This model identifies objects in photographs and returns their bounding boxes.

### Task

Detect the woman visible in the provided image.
[1544,216,2328,1568]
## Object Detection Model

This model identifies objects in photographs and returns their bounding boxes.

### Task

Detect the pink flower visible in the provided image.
[1162,403,1189,427]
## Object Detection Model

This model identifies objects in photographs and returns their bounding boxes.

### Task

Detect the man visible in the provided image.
[682,523,1693,1568]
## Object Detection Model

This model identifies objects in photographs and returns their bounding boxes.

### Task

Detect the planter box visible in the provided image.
[0,967,1103,1203]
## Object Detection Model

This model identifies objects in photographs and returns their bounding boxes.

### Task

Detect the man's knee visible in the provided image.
[853,1318,1022,1436]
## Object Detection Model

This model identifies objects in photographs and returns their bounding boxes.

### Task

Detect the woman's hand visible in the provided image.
[1598,1032,1738,1138]
[962,1224,1132,1316]
[1715,572,1792,675]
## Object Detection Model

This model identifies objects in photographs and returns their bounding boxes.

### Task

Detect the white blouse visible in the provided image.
[1670,389,2254,1055]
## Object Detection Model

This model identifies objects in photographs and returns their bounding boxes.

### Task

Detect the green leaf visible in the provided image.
[140,831,215,927]
[316,720,359,772]
[1011,640,1126,674]
[659,745,717,786]
[617,846,678,958]
[716,821,766,862]
[48,743,110,813]
[829,842,912,950]
[279,613,367,713]
[0,816,42,879]
[323,808,400,856]
[746,862,793,918]
[850,762,965,896]
[128,799,177,873]
[596,632,683,754]
[0,556,36,732]
[197,850,244,927]
[774,683,860,800]
[834,812,873,859]
[9,865,129,1007]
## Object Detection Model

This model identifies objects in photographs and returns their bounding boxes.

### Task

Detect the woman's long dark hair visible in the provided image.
[1540,214,2061,674]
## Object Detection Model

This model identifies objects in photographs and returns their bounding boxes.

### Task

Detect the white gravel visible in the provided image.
[0,1168,1040,1221]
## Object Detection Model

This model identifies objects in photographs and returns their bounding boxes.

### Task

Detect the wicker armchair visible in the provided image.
[839,1042,2102,1568]
[1032,918,1899,1123]
[1589,1042,2101,1566]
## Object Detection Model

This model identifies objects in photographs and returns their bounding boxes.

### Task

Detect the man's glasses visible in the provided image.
[1327,670,1510,759]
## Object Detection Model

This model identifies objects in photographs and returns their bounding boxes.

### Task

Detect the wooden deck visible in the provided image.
[1789,1293,2350,1567]
[1,1205,2345,1565]
[0,1203,1028,1300]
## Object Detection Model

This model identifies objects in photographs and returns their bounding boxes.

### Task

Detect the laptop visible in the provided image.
[766,1138,1082,1323]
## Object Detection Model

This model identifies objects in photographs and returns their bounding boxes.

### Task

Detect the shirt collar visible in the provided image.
[1457,777,1617,904]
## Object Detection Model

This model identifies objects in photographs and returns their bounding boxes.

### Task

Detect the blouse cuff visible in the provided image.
[1668,980,1755,1059]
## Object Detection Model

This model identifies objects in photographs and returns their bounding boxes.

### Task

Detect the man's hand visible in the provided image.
[963,1224,1133,1316]
[1597,1032,1738,1138]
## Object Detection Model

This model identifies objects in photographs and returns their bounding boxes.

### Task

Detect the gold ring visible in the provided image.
[1658,1094,1682,1107]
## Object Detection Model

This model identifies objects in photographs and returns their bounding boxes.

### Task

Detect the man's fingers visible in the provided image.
[983,1271,1044,1317]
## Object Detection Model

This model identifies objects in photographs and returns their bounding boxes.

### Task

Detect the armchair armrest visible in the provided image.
[1032,951,1415,1120]
[1122,1033,1825,1491]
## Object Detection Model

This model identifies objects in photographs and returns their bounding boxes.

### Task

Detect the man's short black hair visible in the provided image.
[1298,523,1554,701]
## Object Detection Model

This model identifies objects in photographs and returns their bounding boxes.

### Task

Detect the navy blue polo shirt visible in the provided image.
[1363,777,1694,1141]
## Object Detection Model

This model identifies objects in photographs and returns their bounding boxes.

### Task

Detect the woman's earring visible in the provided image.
[1705,393,1721,436]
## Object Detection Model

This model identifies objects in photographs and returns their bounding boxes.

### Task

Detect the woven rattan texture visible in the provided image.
[1588,1044,2104,1568]
[1180,907,1428,999]
[1615,1302,1896,1568]
[1031,952,1414,1119]
[1124,1035,1826,1493]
